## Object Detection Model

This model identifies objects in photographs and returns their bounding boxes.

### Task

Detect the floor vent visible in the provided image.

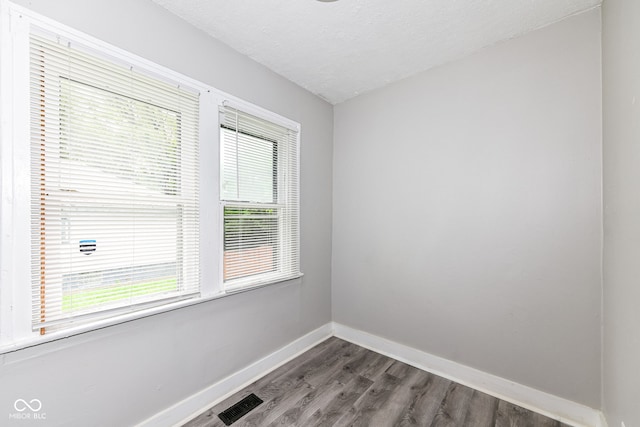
[218,393,263,426]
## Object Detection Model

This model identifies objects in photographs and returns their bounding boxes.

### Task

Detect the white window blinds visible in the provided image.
[29,33,200,332]
[220,105,300,289]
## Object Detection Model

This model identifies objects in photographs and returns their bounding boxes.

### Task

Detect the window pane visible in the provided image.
[220,127,276,203]
[53,205,182,312]
[223,207,278,281]
[60,79,181,196]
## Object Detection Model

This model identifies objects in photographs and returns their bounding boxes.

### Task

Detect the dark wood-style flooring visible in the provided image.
[183,337,570,427]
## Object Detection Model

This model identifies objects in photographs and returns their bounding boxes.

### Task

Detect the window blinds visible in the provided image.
[29,33,200,331]
[219,105,300,289]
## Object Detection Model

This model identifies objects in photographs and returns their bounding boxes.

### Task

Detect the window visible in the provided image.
[0,5,301,348]
[29,33,200,332]
[220,105,301,290]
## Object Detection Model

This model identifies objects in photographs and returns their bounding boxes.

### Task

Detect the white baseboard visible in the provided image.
[333,322,602,427]
[138,321,606,427]
[137,323,333,427]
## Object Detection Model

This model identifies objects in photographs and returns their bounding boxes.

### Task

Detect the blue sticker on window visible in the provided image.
[79,239,96,255]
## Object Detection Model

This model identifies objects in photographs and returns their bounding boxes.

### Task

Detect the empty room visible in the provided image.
[0,0,637,426]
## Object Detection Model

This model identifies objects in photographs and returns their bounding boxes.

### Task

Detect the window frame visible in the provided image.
[218,101,302,293]
[29,35,202,332]
[0,2,302,352]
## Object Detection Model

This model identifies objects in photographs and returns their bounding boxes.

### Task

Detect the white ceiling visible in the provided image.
[150,0,601,104]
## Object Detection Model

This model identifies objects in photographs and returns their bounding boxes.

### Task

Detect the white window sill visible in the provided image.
[224,273,304,294]
[0,274,303,356]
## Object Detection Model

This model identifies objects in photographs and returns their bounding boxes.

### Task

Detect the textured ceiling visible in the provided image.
[150,0,601,104]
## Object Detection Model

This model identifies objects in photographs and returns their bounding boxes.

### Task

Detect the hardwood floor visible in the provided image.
[183,337,570,427]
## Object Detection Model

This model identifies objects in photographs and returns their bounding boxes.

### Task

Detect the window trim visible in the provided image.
[0,1,302,353]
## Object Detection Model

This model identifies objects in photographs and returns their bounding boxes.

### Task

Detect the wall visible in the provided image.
[0,0,333,426]
[602,0,640,425]
[332,8,602,407]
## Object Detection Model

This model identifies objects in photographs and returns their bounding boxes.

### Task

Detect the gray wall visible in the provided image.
[0,1,333,426]
[332,8,602,408]
[602,0,640,425]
